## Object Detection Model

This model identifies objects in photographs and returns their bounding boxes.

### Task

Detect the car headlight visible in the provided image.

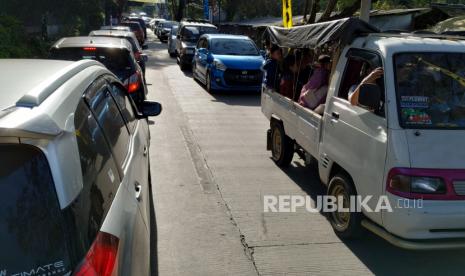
[213,60,227,71]
[389,174,447,194]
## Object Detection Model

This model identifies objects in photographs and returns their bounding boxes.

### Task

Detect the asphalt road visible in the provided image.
[145,31,465,276]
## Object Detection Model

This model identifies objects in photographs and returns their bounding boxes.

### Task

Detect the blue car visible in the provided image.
[193,34,265,93]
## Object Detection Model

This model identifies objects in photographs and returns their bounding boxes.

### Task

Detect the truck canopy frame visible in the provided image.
[264,17,379,49]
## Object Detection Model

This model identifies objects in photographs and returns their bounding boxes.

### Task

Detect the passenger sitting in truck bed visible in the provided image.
[262,45,283,91]
[280,54,300,99]
[298,55,331,114]
[348,66,384,107]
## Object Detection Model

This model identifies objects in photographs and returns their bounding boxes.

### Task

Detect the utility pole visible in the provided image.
[360,0,371,23]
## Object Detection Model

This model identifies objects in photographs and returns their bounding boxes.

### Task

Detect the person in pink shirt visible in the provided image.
[299,55,331,113]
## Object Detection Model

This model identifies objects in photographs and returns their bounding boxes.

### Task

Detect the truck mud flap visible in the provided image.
[266,129,272,151]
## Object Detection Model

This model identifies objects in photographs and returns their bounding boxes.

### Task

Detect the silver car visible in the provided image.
[0,59,161,275]
[168,25,179,57]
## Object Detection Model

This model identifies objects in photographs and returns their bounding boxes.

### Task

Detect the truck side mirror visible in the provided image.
[358,84,381,111]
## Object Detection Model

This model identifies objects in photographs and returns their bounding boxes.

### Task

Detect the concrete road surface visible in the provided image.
[145,31,465,276]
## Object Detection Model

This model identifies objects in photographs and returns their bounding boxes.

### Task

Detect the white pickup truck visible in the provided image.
[262,18,465,249]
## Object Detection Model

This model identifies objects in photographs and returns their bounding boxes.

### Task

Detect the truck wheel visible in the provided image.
[327,173,363,239]
[270,122,294,167]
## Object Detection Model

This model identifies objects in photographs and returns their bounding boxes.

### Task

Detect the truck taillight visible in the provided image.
[386,168,465,200]
[74,232,119,276]
[125,71,141,93]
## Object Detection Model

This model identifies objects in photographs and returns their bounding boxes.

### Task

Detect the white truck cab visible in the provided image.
[262,18,465,249]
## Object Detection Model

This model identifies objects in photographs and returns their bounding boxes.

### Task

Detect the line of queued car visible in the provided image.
[0,16,160,275]
[158,18,266,93]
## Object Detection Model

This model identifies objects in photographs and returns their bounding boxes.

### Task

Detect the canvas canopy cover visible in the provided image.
[264,17,379,49]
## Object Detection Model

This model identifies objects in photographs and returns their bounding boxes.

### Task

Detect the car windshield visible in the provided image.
[182,26,217,42]
[395,52,465,129]
[210,38,259,56]
[50,47,134,80]
[0,145,71,275]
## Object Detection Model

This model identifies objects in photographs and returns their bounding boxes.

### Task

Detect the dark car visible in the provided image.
[89,29,148,77]
[49,36,147,104]
[120,21,145,45]
[126,17,147,40]
[176,21,218,70]
[158,21,178,42]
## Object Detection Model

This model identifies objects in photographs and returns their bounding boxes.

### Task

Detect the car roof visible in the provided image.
[203,34,250,40]
[0,59,109,111]
[180,22,217,28]
[0,59,79,111]
[354,33,465,55]
[89,30,134,38]
[100,25,130,31]
[51,36,132,51]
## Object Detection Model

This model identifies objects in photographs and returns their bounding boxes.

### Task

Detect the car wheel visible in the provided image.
[327,173,364,239]
[270,121,294,167]
[192,62,197,79]
[206,71,215,93]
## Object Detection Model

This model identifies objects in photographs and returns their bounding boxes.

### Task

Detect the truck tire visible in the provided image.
[270,121,294,167]
[327,173,363,239]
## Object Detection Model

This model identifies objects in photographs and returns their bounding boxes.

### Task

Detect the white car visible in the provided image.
[262,18,465,250]
[0,59,161,274]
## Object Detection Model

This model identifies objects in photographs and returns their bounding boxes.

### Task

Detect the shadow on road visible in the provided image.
[277,157,465,276]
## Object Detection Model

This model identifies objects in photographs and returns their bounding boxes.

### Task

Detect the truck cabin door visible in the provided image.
[322,48,388,225]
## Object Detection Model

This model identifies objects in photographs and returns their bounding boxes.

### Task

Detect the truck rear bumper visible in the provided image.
[362,219,465,250]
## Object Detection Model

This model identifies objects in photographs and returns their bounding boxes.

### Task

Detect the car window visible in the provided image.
[0,144,72,275]
[66,98,122,262]
[86,84,131,168]
[111,83,137,133]
[50,47,134,81]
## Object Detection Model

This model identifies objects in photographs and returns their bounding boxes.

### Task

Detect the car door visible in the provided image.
[321,48,388,225]
[195,38,209,79]
[85,79,150,276]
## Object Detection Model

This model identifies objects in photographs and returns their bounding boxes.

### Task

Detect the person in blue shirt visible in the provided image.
[262,45,283,91]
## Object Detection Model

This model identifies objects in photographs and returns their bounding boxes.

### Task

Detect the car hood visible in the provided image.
[212,54,264,70]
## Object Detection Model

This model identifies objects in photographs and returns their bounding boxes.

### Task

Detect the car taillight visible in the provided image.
[74,232,119,276]
[386,168,465,200]
[125,71,141,93]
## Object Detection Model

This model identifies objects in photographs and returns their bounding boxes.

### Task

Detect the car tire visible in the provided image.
[270,121,294,167]
[327,173,364,239]
[206,71,215,94]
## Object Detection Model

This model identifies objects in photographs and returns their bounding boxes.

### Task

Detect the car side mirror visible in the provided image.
[260,50,266,57]
[139,101,162,118]
[197,48,208,55]
[142,44,148,50]
[358,84,381,111]
[141,53,148,62]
